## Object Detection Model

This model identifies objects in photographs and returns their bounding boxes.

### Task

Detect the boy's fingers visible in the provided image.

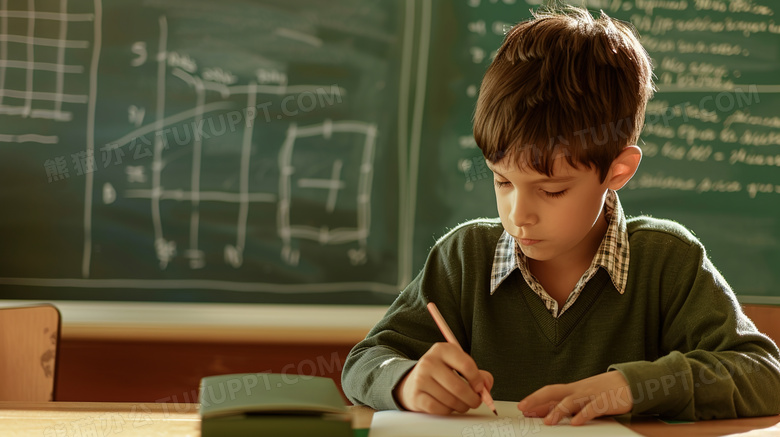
[435,343,485,392]
[543,397,577,426]
[479,370,495,392]
[516,373,633,425]
[400,368,458,415]
[519,400,557,418]
[414,391,455,416]
[571,401,600,426]
[431,369,482,409]
[424,385,472,414]
[518,384,569,413]
[424,343,495,411]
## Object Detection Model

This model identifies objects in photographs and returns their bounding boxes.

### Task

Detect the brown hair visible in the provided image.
[473,4,655,181]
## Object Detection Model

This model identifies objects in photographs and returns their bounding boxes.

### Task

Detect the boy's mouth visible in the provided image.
[519,239,541,246]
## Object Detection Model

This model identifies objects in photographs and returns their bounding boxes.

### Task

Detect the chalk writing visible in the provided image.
[635,0,689,15]
[724,111,780,129]
[747,182,780,198]
[730,148,780,167]
[167,51,196,73]
[646,100,720,124]
[694,0,773,15]
[644,36,747,57]
[740,130,780,147]
[628,173,760,196]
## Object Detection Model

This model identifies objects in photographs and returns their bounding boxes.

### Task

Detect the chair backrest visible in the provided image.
[0,304,61,401]
[743,304,780,348]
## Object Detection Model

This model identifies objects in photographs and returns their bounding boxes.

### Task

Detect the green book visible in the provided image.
[199,373,352,437]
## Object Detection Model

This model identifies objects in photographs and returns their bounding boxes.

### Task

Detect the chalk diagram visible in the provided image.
[0,3,95,143]
[96,15,377,274]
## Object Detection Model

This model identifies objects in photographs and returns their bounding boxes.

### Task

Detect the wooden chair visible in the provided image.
[0,304,61,401]
[743,304,780,347]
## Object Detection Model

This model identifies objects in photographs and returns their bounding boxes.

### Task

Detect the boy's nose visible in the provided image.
[510,194,537,227]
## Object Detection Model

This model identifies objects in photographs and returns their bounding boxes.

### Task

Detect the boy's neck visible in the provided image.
[528,212,610,305]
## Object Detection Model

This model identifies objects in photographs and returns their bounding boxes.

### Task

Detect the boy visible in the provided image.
[341,5,780,425]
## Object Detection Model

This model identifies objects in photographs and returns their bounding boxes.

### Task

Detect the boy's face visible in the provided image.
[487,156,609,265]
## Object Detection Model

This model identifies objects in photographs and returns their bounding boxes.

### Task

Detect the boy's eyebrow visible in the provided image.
[485,163,508,178]
[486,165,503,178]
[528,175,577,183]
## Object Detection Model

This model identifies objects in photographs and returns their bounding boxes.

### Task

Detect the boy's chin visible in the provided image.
[518,245,551,260]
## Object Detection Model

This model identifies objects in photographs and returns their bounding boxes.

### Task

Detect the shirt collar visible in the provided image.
[489,189,630,295]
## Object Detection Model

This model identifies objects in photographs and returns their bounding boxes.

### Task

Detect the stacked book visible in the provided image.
[200,373,352,437]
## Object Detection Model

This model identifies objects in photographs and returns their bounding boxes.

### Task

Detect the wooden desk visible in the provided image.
[1,402,778,436]
[0,402,201,436]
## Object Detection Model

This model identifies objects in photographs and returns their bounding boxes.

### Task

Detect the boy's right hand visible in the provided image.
[393,342,494,415]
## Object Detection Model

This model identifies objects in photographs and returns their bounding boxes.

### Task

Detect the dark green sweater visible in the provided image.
[341,217,780,420]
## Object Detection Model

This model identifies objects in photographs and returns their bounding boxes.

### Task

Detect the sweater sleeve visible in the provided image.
[341,230,469,410]
[610,238,780,421]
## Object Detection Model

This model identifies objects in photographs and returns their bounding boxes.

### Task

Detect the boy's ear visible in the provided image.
[606,145,642,190]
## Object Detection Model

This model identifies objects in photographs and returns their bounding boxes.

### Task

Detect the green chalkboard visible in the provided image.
[1,0,778,305]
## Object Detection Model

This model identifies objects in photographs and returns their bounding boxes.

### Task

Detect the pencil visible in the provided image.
[426,302,498,416]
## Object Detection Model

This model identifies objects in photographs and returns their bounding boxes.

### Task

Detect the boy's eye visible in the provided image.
[494,180,511,189]
[543,189,567,198]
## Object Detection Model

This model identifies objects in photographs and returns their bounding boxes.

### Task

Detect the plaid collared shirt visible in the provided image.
[489,190,630,318]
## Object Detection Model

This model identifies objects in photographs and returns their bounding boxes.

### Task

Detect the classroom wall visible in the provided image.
[55,339,355,403]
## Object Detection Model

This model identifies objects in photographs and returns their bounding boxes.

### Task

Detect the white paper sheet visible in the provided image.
[368,401,642,437]
[722,423,780,437]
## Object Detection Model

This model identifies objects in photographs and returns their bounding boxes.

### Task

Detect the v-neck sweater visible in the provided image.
[341,216,780,421]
